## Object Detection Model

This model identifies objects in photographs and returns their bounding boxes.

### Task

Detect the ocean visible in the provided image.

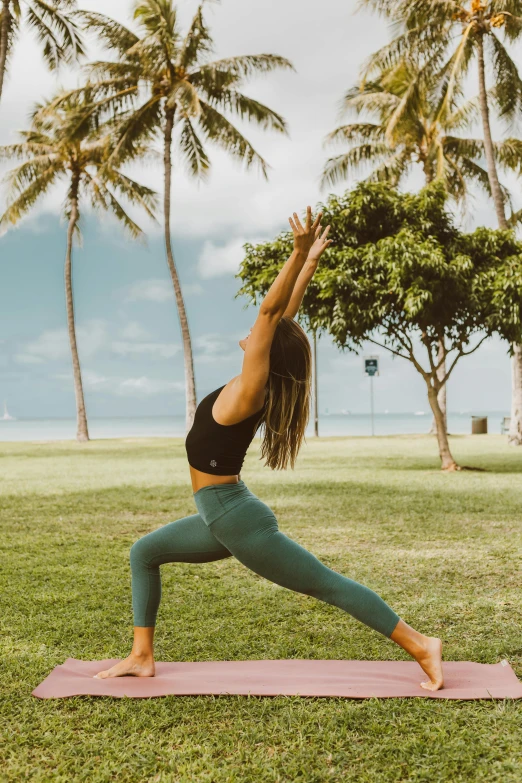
[0,411,508,442]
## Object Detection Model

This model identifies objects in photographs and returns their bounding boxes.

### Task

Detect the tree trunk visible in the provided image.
[477,34,522,443]
[163,108,197,432]
[427,385,458,470]
[0,0,10,102]
[64,178,89,442]
[429,340,447,435]
[476,34,507,230]
[508,345,522,445]
[313,330,319,436]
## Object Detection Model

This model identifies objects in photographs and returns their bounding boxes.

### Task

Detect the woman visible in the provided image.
[96,206,443,691]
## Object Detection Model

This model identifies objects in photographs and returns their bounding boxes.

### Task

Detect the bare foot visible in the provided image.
[415,637,443,691]
[94,653,155,679]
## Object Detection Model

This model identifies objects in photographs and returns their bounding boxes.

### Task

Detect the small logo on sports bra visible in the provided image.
[210,459,217,467]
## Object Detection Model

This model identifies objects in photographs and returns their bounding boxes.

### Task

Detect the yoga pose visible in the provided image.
[96,206,443,691]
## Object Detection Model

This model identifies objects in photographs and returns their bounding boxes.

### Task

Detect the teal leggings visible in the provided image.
[130,480,400,638]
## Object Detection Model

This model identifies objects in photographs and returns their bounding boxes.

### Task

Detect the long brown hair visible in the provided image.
[257,317,312,470]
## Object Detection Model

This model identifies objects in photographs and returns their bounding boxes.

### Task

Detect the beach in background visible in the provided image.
[0,411,508,441]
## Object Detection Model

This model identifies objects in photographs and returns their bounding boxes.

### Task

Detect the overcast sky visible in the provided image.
[0,0,520,420]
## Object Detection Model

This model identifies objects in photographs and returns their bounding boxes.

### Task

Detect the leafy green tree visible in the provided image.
[0,94,157,441]
[69,0,291,431]
[322,56,522,435]
[321,56,501,435]
[238,183,522,470]
[359,0,522,443]
[0,0,84,103]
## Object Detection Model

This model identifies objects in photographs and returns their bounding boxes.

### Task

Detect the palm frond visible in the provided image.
[197,99,270,179]
[177,117,211,179]
[507,205,522,228]
[502,13,522,42]
[383,63,425,144]
[167,78,201,116]
[433,22,475,125]
[443,135,485,159]
[27,0,85,68]
[450,155,492,195]
[1,166,61,226]
[87,60,142,85]
[77,11,139,55]
[340,84,399,120]
[0,141,54,160]
[365,147,412,185]
[101,169,159,221]
[495,137,522,173]
[320,142,399,188]
[444,95,480,130]
[456,156,511,209]
[178,1,214,69]
[392,1,461,32]
[323,122,386,148]
[487,32,522,120]
[3,154,61,192]
[40,81,140,130]
[190,54,294,87]
[209,90,288,134]
[489,1,522,40]
[133,0,180,65]
[84,171,145,240]
[361,25,446,82]
[107,97,162,166]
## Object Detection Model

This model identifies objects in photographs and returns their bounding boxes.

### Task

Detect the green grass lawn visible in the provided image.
[1,434,521,782]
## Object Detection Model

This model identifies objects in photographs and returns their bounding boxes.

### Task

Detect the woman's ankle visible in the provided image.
[131,648,154,659]
[132,626,155,659]
[390,619,428,658]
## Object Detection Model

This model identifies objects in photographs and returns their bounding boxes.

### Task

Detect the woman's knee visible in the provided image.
[130,534,156,570]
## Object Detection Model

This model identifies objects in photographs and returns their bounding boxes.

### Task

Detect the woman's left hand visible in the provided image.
[307,224,332,265]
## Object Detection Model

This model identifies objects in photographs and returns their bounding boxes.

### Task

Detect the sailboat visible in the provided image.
[1,401,16,421]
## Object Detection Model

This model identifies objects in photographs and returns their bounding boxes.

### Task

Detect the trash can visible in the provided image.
[471,416,488,434]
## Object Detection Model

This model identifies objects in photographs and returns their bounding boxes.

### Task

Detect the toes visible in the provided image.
[420,679,442,691]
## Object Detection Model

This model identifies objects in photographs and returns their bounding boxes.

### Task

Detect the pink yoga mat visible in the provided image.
[32,658,522,700]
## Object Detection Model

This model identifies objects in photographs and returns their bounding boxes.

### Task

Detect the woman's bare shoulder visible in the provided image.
[212,376,266,425]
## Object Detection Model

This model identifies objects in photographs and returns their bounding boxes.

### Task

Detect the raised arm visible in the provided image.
[283,223,332,319]
[237,207,321,398]
[213,207,325,424]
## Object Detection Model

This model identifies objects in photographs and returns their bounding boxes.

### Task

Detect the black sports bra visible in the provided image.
[185,385,266,476]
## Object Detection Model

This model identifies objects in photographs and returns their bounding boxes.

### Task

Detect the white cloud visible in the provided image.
[193,332,241,364]
[124,278,203,302]
[183,283,204,296]
[125,279,173,303]
[111,341,180,359]
[118,321,151,340]
[118,377,184,396]
[15,321,108,363]
[198,237,266,279]
[14,353,44,365]
[56,370,184,397]
[13,320,180,363]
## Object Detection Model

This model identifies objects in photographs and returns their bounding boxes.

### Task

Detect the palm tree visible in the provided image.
[0,93,157,441]
[359,0,522,443]
[0,0,84,103]
[321,57,505,435]
[69,0,292,432]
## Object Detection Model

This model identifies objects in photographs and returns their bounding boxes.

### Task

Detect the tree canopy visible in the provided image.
[238,182,522,468]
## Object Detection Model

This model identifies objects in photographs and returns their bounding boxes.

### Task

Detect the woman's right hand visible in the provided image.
[288,206,322,256]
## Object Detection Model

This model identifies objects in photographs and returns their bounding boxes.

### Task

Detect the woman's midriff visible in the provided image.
[189,464,240,494]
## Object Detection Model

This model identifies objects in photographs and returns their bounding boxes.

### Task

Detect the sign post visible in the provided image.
[364,356,379,436]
